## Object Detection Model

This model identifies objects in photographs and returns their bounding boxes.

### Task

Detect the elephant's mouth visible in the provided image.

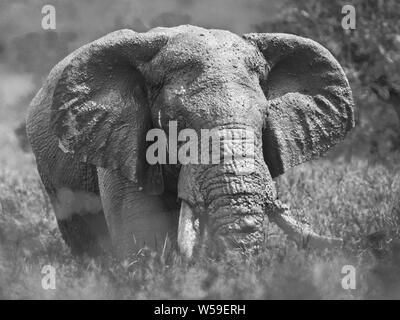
[177,198,343,259]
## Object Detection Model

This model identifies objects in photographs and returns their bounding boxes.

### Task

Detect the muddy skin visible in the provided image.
[26,25,354,259]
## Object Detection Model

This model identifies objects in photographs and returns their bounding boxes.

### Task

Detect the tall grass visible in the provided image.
[1,150,400,299]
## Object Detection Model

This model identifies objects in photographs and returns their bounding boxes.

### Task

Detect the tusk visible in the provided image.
[268,201,343,250]
[178,200,199,259]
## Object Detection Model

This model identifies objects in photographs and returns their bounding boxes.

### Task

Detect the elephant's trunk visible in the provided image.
[201,158,270,255]
[178,149,276,257]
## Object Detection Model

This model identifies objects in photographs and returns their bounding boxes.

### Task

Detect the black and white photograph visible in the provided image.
[0,0,399,303]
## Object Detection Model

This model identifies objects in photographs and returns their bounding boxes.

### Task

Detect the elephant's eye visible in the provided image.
[148,80,165,102]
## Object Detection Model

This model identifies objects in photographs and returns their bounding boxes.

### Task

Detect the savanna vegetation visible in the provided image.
[1,0,400,299]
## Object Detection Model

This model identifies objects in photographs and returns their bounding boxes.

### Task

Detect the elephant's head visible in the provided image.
[50,25,354,259]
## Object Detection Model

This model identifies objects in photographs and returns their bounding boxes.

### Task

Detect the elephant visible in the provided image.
[26,25,354,260]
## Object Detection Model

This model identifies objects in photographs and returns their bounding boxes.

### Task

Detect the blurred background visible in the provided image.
[1,0,399,167]
[1,0,400,172]
[1,0,400,299]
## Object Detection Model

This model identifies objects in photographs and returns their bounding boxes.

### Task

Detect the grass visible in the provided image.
[1,136,400,299]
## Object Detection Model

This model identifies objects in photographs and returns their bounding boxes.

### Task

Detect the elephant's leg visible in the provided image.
[97,167,178,259]
[38,160,112,256]
[56,210,110,256]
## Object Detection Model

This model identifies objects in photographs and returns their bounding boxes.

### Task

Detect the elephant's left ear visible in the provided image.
[243,33,355,178]
[50,29,168,192]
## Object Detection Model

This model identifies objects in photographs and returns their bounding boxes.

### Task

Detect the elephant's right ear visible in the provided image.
[50,30,168,191]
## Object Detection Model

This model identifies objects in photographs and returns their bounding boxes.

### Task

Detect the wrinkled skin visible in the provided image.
[26,25,354,260]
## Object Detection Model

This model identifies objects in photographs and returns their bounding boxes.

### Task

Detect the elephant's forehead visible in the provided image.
[156,29,261,69]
